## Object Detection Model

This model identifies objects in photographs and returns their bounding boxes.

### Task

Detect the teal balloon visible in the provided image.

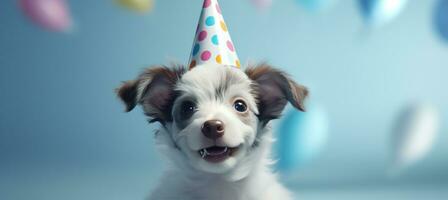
[359,0,408,27]
[276,104,329,172]
[296,0,336,12]
[434,0,448,42]
[359,0,408,26]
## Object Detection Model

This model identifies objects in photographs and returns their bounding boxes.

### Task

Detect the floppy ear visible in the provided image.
[116,65,186,124]
[245,64,309,123]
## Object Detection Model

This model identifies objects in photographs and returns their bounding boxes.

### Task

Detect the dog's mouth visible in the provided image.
[198,146,239,163]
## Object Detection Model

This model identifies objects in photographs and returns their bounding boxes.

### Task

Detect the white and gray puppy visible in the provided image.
[117,63,308,200]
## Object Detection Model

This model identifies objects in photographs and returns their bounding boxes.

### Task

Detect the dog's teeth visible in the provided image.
[199,149,207,158]
[200,147,229,158]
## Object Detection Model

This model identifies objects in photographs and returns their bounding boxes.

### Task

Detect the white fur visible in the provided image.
[143,65,293,200]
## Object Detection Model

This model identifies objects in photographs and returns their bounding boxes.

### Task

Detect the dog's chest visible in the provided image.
[187,179,249,200]
[150,175,292,200]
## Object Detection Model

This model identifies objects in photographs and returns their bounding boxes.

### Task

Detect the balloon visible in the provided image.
[358,0,408,27]
[19,0,72,32]
[434,0,448,42]
[390,104,440,174]
[117,0,154,13]
[296,0,336,12]
[250,0,273,11]
[275,104,329,172]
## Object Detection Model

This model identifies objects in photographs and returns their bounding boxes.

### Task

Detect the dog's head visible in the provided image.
[117,64,308,176]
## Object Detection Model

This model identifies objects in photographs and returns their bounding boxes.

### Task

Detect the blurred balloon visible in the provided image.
[250,0,273,11]
[390,104,440,174]
[275,104,329,172]
[434,0,448,42]
[296,0,336,12]
[358,0,408,27]
[117,0,154,13]
[19,0,72,32]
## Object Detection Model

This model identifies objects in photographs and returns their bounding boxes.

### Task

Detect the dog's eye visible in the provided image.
[180,101,197,119]
[233,100,247,113]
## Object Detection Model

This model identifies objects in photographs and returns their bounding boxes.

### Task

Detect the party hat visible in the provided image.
[189,0,241,69]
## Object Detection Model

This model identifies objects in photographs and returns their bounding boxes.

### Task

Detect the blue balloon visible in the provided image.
[359,0,408,26]
[296,0,336,12]
[275,104,329,172]
[435,0,448,42]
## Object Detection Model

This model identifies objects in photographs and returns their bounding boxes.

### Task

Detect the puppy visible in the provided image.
[117,63,308,200]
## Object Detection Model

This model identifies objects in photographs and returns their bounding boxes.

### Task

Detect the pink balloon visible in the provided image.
[250,0,273,10]
[19,0,72,32]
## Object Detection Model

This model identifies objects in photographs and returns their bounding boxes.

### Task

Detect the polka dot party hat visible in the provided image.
[189,0,241,69]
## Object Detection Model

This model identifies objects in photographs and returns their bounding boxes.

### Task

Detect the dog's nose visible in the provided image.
[201,120,225,139]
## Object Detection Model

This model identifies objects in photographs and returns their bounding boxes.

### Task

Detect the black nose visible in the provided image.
[201,120,225,139]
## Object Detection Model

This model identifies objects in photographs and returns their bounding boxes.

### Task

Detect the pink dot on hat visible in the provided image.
[198,31,207,41]
[216,4,222,14]
[201,51,211,61]
[227,41,234,52]
[203,0,211,8]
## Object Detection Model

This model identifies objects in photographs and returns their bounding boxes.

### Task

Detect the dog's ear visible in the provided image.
[116,80,139,112]
[116,65,186,123]
[245,64,309,123]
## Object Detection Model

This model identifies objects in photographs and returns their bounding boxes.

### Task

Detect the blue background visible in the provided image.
[1,0,447,199]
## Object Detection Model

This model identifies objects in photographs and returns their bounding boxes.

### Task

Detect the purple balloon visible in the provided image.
[19,0,72,32]
[435,0,448,42]
[250,0,273,10]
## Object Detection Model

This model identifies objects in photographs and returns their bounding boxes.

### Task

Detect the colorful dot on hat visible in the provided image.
[203,0,211,8]
[226,41,234,52]
[211,35,219,45]
[189,60,197,69]
[235,60,241,68]
[198,31,207,41]
[216,4,222,14]
[220,21,228,32]
[216,55,222,64]
[193,44,200,56]
[205,16,215,26]
[201,51,211,61]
